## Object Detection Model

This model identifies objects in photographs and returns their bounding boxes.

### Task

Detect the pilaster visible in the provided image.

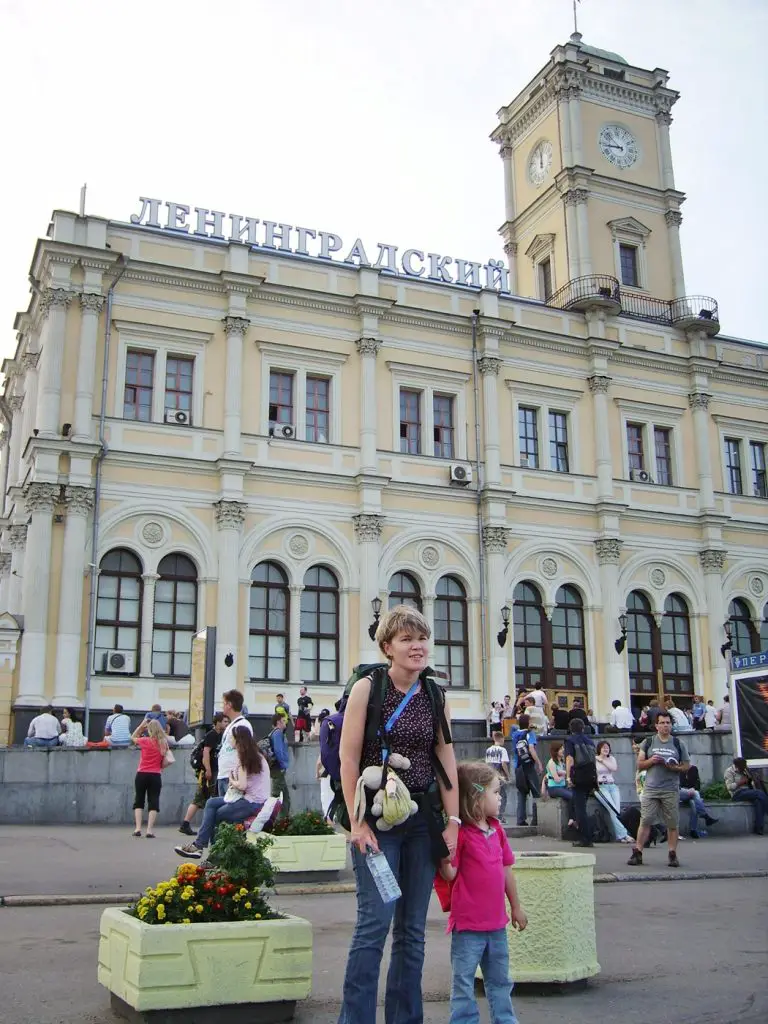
[665,209,686,299]
[17,482,59,704]
[36,287,74,438]
[353,513,384,663]
[222,316,249,456]
[587,375,613,500]
[7,524,27,613]
[356,338,381,473]
[688,391,715,511]
[595,537,627,709]
[53,486,95,704]
[482,524,510,706]
[478,356,502,487]
[214,500,247,702]
[140,573,160,677]
[699,549,727,694]
[73,292,105,441]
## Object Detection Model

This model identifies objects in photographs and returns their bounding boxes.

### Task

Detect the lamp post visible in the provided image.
[368,596,382,642]
[720,618,733,659]
[614,612,628,655]
[497,604,511,648]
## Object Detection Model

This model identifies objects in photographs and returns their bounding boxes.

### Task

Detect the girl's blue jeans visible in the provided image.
[338,814,434,1024]
[450,928,519,1024]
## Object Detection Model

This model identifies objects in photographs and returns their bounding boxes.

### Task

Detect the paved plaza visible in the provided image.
[1,825,766,1023]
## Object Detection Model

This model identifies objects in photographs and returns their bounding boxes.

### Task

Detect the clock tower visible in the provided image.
[492,32,713,328]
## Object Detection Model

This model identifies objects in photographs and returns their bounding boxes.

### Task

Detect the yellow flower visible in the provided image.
[182,919,191,925]
[195,905,203,914]
[239,888,248,896]
[156,904,166,920]
[255,913,261,919]
[233,894,241,902]
[244,902,252,910]
[187,905,194,914]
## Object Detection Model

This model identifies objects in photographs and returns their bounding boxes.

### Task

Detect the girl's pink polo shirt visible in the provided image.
[447,819,515,933]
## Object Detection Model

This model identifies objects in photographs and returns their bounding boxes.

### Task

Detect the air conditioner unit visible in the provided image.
[165,408,191,426]
[269,423,296,439]
[520,456,530,467]
[103,650,136,674]
[629,469,652,483]
[449,463,472,486]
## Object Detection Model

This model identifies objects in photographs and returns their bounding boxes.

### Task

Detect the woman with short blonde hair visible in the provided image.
[337,605,459,1024]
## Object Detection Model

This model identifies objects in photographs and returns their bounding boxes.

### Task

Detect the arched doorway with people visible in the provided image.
[626,589,695,717]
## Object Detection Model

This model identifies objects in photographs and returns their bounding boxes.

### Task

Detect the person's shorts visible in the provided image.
[639,789,679,830]
[192,773,214,808]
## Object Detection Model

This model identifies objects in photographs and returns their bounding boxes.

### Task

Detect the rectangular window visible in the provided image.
[619,244,639,288]
[269,371,294,426]
[654,427,672,486]
[724,438,742,494]
[433,394,454,458]
[165,356,194,417]
[749,441,767,498]
[548,411,569,473]
[124,350,154,422]
[399,388,421,455]
[519,406,539,468]
[627,423,645,473]
[305,376,330,443]
[538,258,553,301]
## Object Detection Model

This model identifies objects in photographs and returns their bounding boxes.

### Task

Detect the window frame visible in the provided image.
[749,441,767,498]
[512,580,589,694]
[659,593,694,696]
[94,548,143,673]
[248,561,290,682]
[548,410,570,473]
[299,565,340,684]
[305,375,331,444]
[114,321,210,427]
[399,388,422,455]
[728,598,760,657]
[433,574,470,687]
[268,370,295,427]
[713,416,768,500]
[518,405,540,468]
[506,381,582,474]
[608,216,650,292]
[615,400,684,485]
[626,589,696,705]
[387,361,469,460]
[123,350,155,422]
[619,244,640,288]
[258,342,348,444]
[152,553,198,678]
[524,233,556,302]
[653,426,673,486]
[538,257,553,301]
[724,437,743,495]
[627,422,645,474]
[164,355,194,418]
[387,571,423,611]
[432,393,455,459]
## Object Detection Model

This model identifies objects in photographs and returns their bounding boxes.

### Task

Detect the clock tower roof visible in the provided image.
[577,42,627,65]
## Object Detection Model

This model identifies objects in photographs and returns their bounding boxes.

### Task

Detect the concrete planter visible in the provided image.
[503,851,599,984]
[98,906,312,1021]
[249,832,348,879]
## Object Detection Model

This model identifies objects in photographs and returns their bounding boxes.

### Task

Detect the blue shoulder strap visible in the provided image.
[381,679,421,763]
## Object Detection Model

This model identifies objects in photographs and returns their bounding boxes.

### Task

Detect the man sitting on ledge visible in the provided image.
[23,706,61,748]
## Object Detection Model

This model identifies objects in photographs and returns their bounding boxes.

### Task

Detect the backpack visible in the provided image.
[257,730,277,769]
[513,730,533,765]
[588,806,612,844]
[189,738,206,772]
[571,738,598,789]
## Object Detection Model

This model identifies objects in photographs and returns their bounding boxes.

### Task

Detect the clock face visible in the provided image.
[599,124,638,168]
[528,140,553,186]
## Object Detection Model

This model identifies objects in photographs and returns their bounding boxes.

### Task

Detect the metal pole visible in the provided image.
[471,309,489,705]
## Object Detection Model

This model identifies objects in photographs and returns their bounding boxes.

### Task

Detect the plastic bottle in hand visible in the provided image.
[366,846,401,903]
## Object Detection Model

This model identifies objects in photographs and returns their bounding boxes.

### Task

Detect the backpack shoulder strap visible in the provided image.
[362,666,390,747]
[673,735,682,760]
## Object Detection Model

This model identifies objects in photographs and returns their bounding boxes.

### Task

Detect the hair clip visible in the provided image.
[472,782,485,793]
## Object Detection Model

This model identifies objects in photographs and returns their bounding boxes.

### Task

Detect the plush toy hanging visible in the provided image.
[353,752,418,831]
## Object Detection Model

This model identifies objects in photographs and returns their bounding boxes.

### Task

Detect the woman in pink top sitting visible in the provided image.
[439,761,528,1024]
[131,719,169,838]
[175,726,270,858]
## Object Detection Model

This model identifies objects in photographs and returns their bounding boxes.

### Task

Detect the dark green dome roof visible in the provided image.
[578,42,628,65]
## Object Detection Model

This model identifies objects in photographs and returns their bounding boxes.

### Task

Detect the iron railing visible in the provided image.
[546,280,719,332]
[618,290,673,326]
[670,295,719,326]
[548,274,621,311]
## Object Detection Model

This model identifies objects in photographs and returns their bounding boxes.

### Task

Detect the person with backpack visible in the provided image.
[627,710,690,867]
[178,712,229,836]
[217,690,252,797]
[564,718,598,847]
[511,713,542,826]
[263,713,291,818]
[335,605,459,1024]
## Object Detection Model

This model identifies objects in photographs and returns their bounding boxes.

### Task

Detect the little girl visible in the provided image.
[439,761,528,1024]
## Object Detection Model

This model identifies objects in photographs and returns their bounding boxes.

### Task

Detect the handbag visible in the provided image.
[162,747,175,768]
[223,766,246,804]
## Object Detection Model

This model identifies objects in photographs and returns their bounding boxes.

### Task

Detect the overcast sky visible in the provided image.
[2,0,766,362]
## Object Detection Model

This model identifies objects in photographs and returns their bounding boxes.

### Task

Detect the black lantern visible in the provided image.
[614,613,628,655]
[497,604,511,648]
[720,619,733,659]
[368,596,383,641]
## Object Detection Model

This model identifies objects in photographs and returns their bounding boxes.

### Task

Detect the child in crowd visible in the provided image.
[439,761,527,1024]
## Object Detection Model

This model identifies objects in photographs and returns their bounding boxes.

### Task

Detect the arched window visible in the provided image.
[513,581,545,691]
[728,598,759,656]
[152,554,198,676]
[300,566,339,683]
[249,561,289,682]
[388,572,423,611]
[95,548,142,672]
[434,575,469,686]
[551,585,587,690]
[761,602,768,650]
[661,593,693,695]
[627,590,656,699]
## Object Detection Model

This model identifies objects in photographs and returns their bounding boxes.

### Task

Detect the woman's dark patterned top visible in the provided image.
[360,676,435,792]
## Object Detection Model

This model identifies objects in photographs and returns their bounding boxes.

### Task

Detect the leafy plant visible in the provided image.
[130,861,277,926]
[702,781,729,801]
[206,823,275,890]
[271,810,335,836]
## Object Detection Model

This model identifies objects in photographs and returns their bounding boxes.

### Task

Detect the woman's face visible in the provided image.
[384,630,429,672]
[599,743,611,757]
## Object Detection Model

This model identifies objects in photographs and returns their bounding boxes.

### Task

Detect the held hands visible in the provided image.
[442,818,459,857]
[509,903,528,931]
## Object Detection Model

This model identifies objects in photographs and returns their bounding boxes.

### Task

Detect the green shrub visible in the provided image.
[271,810,335,836]
[702,781,729,801]
[206,822,275,890]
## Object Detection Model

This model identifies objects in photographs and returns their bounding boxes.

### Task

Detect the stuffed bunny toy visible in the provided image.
[353,752,418,830]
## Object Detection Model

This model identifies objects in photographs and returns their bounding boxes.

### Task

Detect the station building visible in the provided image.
[1,33,766,741]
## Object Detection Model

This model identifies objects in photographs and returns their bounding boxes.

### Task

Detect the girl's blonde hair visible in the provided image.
[147,719,167,750]
[457,760,498,825]
[375,605,431,657]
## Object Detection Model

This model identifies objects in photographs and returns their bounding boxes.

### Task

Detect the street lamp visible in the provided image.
[720,619,733,659]
[368,596,383,642]
[497,604,511,648]
[614,613,628,654]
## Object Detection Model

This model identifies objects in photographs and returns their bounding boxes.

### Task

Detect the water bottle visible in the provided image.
[366,847,401,904]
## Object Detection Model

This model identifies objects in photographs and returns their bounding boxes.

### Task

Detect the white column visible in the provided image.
[356,338,380,473]
[700,550,727,694]
[36,289,73,438]
[17,482,59,704]
[138,572,159,677]
[478,357,502,486]
[574,191,592,276]
[501,146,517,222]
[7,524,26,613]
[655,108,675,189]
[0,552,11,610]
[588,376,613,500]
[72,293,105,441]
[595,539,628,709]
[666,210,686,299]
[503,242,518,296]
[214,500,246,704]
[53,486,95,704]
[422,593,435,660]
[688,392,715,511]
[21,350,39,457]
[8,395,24,488]
[288,583,303,686]
[353,514,384,664]
[223,317,248,456]
[483,526,510,706]
[0,431,7,517]
[569,91,584,165]
[563,195,581,279]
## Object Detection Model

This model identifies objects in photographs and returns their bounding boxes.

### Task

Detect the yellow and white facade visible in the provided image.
[1,34,766,742]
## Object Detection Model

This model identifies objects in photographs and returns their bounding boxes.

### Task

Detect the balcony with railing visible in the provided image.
[547,275,720,335]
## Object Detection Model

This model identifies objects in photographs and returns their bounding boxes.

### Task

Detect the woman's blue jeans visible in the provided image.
[338,814,435,1024]
[679,788,708,833]
[450,928,519,1024]
[193,796,261,849]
